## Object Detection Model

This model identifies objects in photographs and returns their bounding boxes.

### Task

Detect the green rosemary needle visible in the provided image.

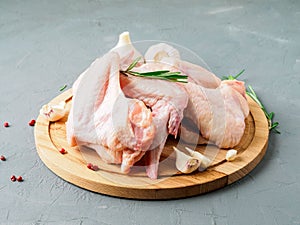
[59,84,67,91]
[121,57,188,83]
[222,69,245,80]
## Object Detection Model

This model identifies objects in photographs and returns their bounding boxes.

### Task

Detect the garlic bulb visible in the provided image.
[225,149,237,161]
[185,147,212,169]
[40,101,66,122]
[173,147,201,174]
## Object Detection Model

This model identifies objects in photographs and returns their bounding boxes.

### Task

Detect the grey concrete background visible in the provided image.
[0,0,299,224]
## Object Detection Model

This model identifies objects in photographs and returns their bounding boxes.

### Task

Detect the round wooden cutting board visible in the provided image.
[34,89,269,200]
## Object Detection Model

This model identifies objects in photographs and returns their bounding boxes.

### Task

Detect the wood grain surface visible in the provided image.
[34,89,269,199]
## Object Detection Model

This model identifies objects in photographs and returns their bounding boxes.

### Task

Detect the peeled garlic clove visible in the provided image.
[185,147,212,169]
[40,101,66,122]
[226,149,237,161]
[173,146,201,174]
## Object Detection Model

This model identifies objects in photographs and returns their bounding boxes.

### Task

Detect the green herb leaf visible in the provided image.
[156,72,183,77]
[136,70,170,76]
[157,75,188,79]
[222,69,245,80]
[234,69,245,80]
[274,129,281,134]
[269,112,274,120]
[60,84,67,91]
[126,56,142,72]
[122,57,188,83]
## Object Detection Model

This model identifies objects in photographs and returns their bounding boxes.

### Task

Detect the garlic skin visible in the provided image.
[226,149,238,161]
[40,101,66,122]
[173,147,201,174]
[185,147,212,169]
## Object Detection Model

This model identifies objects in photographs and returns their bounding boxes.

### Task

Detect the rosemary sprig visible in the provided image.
[246,85,280,133]
[222,69,245,80]
[121,57,188,83]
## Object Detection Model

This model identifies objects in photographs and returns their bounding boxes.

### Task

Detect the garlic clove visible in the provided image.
[40,101,66,122]
[173,146,201,174]
[185,147,212,169]
[225,149,237,161]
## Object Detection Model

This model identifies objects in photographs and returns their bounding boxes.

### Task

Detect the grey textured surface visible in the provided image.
[0,0,299,224]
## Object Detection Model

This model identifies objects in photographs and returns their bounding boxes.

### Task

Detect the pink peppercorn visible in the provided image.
[87,163,93,170]
[17,176,23,182]
[11,175,16,182]
[29,119,36,126]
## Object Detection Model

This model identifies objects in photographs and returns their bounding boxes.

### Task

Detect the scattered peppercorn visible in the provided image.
[0,155,6,161]
[11,175,16,182]
[28,119,36,126]
[87,163,93,170]
[87,163,99,171]
[92,165,99,171]
[3,122,9,127]
[17,176,23,182]
[59,148,67,154]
